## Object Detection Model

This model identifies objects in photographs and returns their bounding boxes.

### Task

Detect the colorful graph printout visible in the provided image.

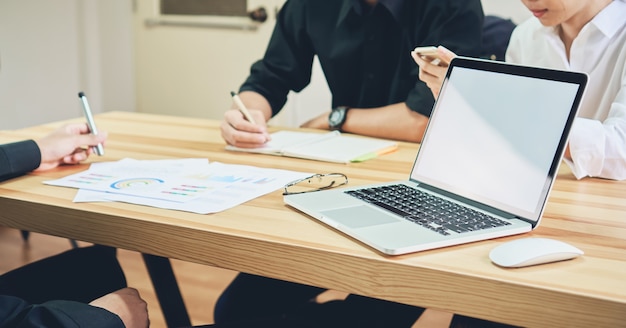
[44,159,215,202]
[45,158,312,213]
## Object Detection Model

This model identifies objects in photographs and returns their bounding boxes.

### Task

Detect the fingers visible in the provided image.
[90,288,149,328]
[415,58,443,88]
[76,131,108,148]
[60,122,92,135]
[61,123,107,142]
[437,45,457,63]
[63,147,93,165]
[35,124,108,171]
[56,123,107,150]
[222,109,270,147]
[224,109,267,132]
[412,50,451,99]
[221,123,270,148]
[413,52,445,75]
[411,46,455,68]
[410,50,424,66]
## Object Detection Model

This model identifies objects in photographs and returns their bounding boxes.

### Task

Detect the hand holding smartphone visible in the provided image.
[413,46,446,67]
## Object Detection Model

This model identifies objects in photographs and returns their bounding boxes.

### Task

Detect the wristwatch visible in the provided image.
[328,106,349,131]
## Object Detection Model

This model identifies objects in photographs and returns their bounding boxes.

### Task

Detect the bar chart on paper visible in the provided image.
[45,158,311,213]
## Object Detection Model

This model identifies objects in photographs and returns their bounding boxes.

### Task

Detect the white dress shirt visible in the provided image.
[506,0,626,180]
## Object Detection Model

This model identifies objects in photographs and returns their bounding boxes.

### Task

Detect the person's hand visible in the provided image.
[412,46,456,99]
[35,123,108,171]
[564,143,572,160]
[89,287,149,328]
[221,108,270,148]
[300,111,331,130]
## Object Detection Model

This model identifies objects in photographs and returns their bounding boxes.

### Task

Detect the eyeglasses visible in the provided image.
[283,173,348,195]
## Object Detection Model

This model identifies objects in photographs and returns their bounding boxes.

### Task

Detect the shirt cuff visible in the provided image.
[0,140,41,180]
[566,118,604,179]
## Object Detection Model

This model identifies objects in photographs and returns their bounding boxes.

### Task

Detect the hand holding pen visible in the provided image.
[78,92,105,156]
[231,91,257,124]
[35,123,108,171]
[222,91,270,148]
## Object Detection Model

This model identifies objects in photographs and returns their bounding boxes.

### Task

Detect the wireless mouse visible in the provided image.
[489,237,584,268]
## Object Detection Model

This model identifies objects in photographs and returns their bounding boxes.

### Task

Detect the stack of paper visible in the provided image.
[45,158,311,214]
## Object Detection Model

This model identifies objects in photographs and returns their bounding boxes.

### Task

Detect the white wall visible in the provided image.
[133,0,326,127]
[0,0,134,130]
[482,0,530,24]
[88,1,136,118]
[0,0,531,130]
[133,0,283,120]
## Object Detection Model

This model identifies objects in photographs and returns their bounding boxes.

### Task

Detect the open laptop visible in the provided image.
[284,57,587,255]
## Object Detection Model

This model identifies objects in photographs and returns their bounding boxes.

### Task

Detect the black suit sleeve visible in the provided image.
[0,140,41,182]
[0,295,124,328]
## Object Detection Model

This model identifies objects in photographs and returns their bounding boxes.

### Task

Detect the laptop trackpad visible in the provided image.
[321,205,401,229]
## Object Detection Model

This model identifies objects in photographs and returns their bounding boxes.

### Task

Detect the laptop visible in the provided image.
[284,57,587,255]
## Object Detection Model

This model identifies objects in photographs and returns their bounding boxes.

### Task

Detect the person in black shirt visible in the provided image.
[216,0,483,327]
[0,123,150,328]
[221,0,484,148]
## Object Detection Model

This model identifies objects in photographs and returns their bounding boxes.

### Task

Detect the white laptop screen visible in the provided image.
[410,64,581,221]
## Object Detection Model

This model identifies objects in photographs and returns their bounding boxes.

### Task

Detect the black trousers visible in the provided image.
[210,273,519,328]
[0,245,127,304]
[212,272,425,328]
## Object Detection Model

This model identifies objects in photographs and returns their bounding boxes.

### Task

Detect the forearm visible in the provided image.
[342,103,429,143]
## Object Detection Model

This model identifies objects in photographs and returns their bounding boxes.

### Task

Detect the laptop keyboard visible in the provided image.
[345,184,511,236]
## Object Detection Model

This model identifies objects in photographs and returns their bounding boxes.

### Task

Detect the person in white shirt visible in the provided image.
[413,0,626,181]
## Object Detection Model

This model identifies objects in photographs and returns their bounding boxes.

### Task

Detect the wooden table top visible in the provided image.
[1,111,625,327]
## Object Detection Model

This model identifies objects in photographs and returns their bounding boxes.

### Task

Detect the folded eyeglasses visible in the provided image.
[283,173,348,195]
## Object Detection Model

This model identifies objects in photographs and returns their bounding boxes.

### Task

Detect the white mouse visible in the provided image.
[489,237,584,268]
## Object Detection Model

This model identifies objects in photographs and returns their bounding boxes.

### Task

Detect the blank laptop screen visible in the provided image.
[410,65,581,220]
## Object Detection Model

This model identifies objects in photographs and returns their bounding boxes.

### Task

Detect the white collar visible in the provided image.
[590,0,626,38]
[538,0,626,39]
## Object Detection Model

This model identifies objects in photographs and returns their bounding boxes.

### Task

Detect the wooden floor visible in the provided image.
[0,226,452,327]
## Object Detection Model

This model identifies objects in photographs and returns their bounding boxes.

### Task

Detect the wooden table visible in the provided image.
[1,112,625,327]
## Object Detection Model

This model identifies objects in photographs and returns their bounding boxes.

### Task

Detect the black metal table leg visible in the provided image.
[142,253,191,327]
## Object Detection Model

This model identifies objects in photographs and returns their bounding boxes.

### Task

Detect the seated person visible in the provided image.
[414,0,625,326]
[216,0,485,327]
[0,123,150,328]
[221,0,484,147]
[413,0,626,181]
[0,246,148,328]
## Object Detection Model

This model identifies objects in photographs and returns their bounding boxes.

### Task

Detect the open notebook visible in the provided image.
[226,130,397,163]
[284,57,587,255]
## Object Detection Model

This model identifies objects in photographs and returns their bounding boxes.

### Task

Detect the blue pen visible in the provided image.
[78,92,104,156]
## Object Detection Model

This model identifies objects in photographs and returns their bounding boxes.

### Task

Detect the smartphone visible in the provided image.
[413,46,444,66]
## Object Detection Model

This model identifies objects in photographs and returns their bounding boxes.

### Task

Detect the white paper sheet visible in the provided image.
[46,158,311,214]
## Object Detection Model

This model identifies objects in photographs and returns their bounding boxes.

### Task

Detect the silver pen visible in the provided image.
[78,92,104,156]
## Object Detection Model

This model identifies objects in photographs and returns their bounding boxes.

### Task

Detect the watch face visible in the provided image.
[329,106,348,130]
[329,110,342,124]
